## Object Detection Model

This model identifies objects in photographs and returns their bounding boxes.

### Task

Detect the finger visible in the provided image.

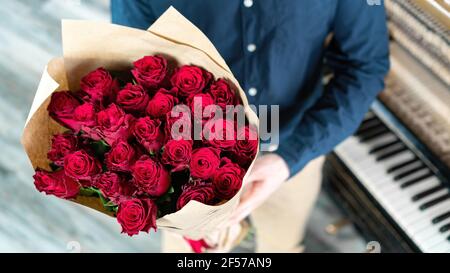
[229,183,262,225]
[229,196,254,225]
[245,158,265,181]
[229,206,253,226]
[239,182,258,203]
[243,168,262,186]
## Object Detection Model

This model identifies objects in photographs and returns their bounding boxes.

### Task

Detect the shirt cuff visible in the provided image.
[273,142,312,179]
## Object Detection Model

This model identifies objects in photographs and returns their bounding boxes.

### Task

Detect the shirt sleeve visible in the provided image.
[275,0,390,177]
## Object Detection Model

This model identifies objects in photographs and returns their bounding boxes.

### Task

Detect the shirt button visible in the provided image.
[247,43,257,52]
[243,0,253,8]
[248,87,257,96]
[268,144,279,152]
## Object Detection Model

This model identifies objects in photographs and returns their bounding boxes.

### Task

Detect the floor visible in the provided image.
[0,0,366,252]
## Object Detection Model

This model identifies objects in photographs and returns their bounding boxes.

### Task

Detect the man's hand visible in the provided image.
[229,153,290,225]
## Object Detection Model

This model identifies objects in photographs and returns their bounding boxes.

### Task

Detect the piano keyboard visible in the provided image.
[335,112,450,253]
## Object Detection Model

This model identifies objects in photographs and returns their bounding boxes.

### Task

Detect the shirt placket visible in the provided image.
[241,0,259,103]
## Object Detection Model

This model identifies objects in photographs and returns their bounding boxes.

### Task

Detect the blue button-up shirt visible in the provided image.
[111,0,390,176]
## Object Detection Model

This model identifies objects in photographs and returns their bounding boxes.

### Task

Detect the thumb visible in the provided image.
[239,181,258,204]
[243,166,262,187]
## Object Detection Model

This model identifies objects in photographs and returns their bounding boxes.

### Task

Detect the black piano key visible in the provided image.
[375,145,408,161]
[356,121,383,135]
[412,184,445,202]
[400,170,434,188]
[432,211,450,224]
[393,164,427,181]
[439,223,450,233]
[358,126,390,142]
[387,158,418,173]
[356,118,381,135]
[369,139,401,154]
[419,193,450,211]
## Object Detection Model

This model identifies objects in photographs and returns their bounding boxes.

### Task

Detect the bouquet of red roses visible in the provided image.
[21,7,258,239]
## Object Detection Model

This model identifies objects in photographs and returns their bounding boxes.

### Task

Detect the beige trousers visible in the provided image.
[162,156,324,253]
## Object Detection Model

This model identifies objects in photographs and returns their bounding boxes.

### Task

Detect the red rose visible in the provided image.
[33,169,80,199]
[233,125,258,166]
[105,140,136,172]
[212,157,245,200]
[72,102,96,132]
[117,180,137,200]
[87,104,133,145]
[132,155,171,197]
[170,65,212,97]
[132,117,164,154]
[187,93,217,122]
[64,150,101,182]
[47,91,80,130]
[177,181,215,210]
[47,133,78,166]
[146,88,179,118]
[190,147,220,180]
[165,106,192,141]
[203,118,236,150]
[161,139,193,172]
[132,55,168,90]
[116,83,150,113]
[117,198,157,236]
[93,171,122,200]
[80,67,118,104]
[208,79,237,110]
[93,171,136,202]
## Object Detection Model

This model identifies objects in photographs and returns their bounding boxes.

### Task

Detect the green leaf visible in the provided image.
[79,187,100,197]
[90,140,110,158]
[103,200,117,208]
[49,162,61,172]
[78,187,118,213]
[156,185,175,204]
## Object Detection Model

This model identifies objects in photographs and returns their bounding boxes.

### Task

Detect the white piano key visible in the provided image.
[423,231,450,247]
[391,160,422,173]
[366,152,416,177]
[391,167,430,183]
[400,190,450,222]
[405,201,446,241]
[343,136,397,162]
[393,187,448,214]
[383,179,440,206]
[414,223,444,241]
[363,133,398,148]
[357,154,417,182]
[425,240,450,253]
[419,220,450,249]
[397,177,440,196]
[419,236,447,251]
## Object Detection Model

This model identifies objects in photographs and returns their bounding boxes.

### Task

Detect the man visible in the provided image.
[111,0,389,252]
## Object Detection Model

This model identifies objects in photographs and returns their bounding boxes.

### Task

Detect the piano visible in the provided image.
[323,0,450,253]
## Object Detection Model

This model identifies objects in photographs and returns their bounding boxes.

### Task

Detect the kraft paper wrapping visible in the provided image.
[21,7,258,239]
